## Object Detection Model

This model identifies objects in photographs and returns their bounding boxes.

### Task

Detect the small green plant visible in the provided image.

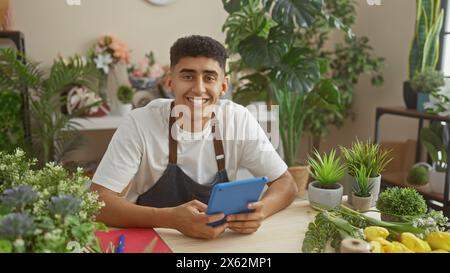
[421,122,447,172]
[407,166,429,186]
[307,149,346,189]
[117,85,134,104]
[411,68,445,93]
[340,139,392,178]
[352,166,374,198]
[376,187,427,218]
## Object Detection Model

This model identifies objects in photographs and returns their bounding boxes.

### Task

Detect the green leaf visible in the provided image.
[270,47,321,93]
[269,0,324,29]
[238,27,291,69]
[222,0,251,14]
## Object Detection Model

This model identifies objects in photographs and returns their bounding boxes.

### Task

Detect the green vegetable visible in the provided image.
[117,85,134,104]
[307,149,346,189]
[376,187,428,217]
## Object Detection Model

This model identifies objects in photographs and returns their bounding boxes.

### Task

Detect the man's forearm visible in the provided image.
[260,171,298,219]
[95,191,173,228]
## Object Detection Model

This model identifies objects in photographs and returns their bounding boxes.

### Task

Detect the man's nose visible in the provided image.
[192,78,206,94]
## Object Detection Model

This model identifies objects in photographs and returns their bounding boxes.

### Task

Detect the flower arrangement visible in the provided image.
[0,149,106,253]
[91,34,131,75]
[128,51,166,90]
[66,86,110,117]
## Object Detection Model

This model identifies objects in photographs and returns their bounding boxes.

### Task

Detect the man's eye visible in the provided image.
[182,75,193,80]
[205,76,216,81]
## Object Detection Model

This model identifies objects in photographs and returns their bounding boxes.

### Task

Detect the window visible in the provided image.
[441,0,450,77]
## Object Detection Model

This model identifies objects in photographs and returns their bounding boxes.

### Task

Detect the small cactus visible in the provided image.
[407,166,429,186]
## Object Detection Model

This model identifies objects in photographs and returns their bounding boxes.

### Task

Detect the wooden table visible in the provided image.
[154,198,318,253]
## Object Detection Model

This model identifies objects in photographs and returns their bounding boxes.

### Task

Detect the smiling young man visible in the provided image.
[90,35,297,240]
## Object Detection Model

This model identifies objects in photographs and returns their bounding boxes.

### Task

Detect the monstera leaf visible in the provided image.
[270,47,321,93]
[265,0,325,28]
[238,26,292,69]
[222,0,251,14]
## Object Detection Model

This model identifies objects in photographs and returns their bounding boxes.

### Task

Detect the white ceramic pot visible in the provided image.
[347,175,380,207]
[429,169,448,195]
[308,181,343,210]
[351,193,372,212]
[116,103,133,116]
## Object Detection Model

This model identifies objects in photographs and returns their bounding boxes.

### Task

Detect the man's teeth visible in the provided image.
[187,97,209,104]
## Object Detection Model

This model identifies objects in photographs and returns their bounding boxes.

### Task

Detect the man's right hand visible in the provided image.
[170,200,228,240]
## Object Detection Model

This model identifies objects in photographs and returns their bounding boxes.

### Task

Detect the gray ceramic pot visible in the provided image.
[308,181,343,210]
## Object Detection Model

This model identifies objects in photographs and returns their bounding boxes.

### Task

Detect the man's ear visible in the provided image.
[166,71,173,88]
[220,76,230,96]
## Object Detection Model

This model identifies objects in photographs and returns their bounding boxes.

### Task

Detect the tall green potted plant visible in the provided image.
[405,0,445,109]
[340,139,392,206]
[222,0,347,196]
[0,48,100,165]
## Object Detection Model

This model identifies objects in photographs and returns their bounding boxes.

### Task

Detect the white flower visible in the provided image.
[94,53,113,74]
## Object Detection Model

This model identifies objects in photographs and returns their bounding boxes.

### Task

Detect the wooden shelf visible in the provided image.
[377,107,450,123]
[382,172,444,202]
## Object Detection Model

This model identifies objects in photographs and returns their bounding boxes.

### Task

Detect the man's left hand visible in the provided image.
[226,201,265,234]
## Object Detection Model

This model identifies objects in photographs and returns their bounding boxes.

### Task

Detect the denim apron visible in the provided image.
[136,102,230,208]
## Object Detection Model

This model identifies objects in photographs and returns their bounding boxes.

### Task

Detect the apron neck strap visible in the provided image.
[168,101,226,171]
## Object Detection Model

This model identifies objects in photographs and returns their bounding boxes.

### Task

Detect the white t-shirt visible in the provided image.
[93,99,287,203]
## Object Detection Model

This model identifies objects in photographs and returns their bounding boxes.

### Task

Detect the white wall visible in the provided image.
[9,0,421,163]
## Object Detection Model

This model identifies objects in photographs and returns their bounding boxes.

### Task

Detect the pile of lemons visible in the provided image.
[364,226,450,253]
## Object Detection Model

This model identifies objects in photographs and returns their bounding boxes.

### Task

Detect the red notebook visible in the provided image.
[95,228,172,253]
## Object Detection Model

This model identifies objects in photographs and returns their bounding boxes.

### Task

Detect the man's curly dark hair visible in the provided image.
[170,35,228,72]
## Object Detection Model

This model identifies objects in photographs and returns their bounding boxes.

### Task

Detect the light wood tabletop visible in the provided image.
[154,198,318,253]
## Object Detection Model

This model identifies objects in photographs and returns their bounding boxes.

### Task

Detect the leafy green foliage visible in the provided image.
[307,149,345,188]
[340,139,393,178]
[407,166,429,186]
[421,122,447,172]
[0,48,101,165]
[117,85,134,104]
[376,187,428,217]
[411,68,445,93]
[352,166,374,197]
[0,149,106,253]
[0,91,25,153]
[409,0,444,79]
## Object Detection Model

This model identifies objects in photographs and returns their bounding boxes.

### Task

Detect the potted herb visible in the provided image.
[351,166,374,212]
[376,187,428,222]
[406,164,430,189]
[421,122,448,195]
[307,149,346,210]
[116,85,134,115]
[340,139,392,206]
[405,0,444,109]
[411,68,445,112]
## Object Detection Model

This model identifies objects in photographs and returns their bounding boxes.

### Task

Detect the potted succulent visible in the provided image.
[406,164,430,189]
[351,166,374,212]
[116,85,134,115]
[421,122,448,195]
[376,187,428,222]
[307,149,346,210]
[340,139,392,206]
[405,0,444,109]
[411,68,445,112]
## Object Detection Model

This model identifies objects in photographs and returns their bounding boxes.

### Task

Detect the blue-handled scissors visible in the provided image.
[116,234,125,253]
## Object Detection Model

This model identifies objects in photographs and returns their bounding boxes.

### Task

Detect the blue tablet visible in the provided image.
[206,176,269,227]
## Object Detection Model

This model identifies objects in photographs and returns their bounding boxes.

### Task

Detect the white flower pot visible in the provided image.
[116,103,133,116]
[429,169,449,196]
[308,181,343,210]
[347,175,380,207]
